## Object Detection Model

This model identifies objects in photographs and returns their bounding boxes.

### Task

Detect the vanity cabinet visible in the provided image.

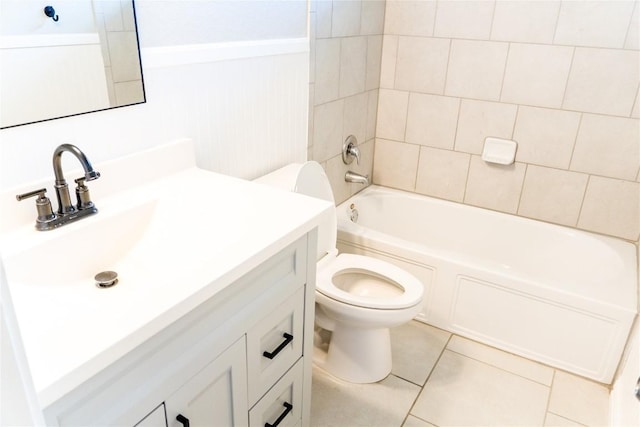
[42,233,316,427]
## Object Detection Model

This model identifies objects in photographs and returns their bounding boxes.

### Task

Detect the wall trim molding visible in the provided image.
[141,37,309,69]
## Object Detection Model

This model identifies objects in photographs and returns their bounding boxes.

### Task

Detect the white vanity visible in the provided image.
[0,140,331,426]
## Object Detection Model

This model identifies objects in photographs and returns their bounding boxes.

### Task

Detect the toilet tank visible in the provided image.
[255,162,337,261]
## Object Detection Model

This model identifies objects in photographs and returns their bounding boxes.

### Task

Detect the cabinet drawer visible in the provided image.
[247,286,304,405]
[249,359,303,427]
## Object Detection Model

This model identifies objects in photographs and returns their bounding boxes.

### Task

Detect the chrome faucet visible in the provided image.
[345,171,369,185]
[53,144,100,214]
[16,144,100,230]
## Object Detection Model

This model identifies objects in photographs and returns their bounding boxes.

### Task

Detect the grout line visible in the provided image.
[559,46,577,110]
[401,332,454,425]
[551,0,563,45]
[622,0,638,49]
[444,345,553,389]
[515,163,528,215]
[498,42,511,102]
[543,370,557,424]
[442,38,453,96]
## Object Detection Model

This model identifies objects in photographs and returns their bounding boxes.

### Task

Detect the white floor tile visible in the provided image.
[447,335,554,386]
[310,366,421,427]
[548,371,609,426]
[544,412,586,426]
[391,321,451,385]
[410,350,549,426]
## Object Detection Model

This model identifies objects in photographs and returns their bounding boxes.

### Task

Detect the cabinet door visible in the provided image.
[165,338,248,427]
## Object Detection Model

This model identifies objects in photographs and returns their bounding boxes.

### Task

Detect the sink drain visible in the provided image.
[95,271,118,288]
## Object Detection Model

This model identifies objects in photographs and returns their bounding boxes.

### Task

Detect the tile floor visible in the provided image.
[310,321,610,427]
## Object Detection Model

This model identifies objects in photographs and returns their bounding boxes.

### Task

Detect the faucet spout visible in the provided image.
[345,171,369,185]
[53,144,100,184]
[52,144,100,214]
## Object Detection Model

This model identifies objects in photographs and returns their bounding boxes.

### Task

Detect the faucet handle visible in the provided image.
[16,188,56,226]
[342,135,361,165]
[74,177,95,210]
[16,187,48,202]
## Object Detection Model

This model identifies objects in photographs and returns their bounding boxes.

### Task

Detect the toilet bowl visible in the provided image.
[257,161,423,383]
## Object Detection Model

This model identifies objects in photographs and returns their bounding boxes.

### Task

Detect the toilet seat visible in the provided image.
[317,253,423,310]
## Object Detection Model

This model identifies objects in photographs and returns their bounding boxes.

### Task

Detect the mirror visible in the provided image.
[0,0,145,129]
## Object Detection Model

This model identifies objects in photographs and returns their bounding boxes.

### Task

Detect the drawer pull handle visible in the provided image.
[263,332,293,359]
[265,402,293,427]
[176,414,190,427]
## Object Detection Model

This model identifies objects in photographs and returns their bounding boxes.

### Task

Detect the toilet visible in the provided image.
[257,161,424,383]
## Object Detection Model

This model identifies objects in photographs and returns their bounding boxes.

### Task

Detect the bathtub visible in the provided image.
[336,185,637,384]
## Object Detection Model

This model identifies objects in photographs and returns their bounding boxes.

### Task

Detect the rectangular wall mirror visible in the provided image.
[0,0,145,129]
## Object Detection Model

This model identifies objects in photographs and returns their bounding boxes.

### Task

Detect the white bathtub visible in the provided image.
[336,185,637,383]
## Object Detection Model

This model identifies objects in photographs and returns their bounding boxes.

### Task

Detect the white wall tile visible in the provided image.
[491,0,560,43]
[415,147,470,202]
[324,154,352,204]
[518,165,588,226]
[332,0,361,37]
[513,106,580,169]
[405,93,460,149]
[343,92,368,146]
[563,48,640,117]
[360,0,386,35]
[384,0,437,36]
[314,38,341,104]
[434,0,495,40]
[366,89,379,141]
[464,156,526,214]
[625,1,639,50]
[316,0,333,38]
[570,114,640,181]
[380,35,399,89]
[445,40,509,101]
[376,89,409,141]
[501,43,573,108]
[340,36,368,98]
[373,138,419,191]
[312,99,344,162]
[632,87,640,119]
[554,0,635,48]
[455,99,518,155]
[578,177,640,240]
[366,36,383,91]
[395,37,450,95]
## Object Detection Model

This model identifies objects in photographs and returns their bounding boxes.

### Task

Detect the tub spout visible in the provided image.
[345,171,369,185]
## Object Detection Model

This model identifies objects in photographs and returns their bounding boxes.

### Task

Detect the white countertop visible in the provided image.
[0,140,331,407]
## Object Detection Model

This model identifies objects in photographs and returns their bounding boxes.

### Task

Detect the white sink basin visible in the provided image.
[3,199,158,288]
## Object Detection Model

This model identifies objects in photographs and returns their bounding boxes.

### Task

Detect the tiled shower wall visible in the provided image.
[375,0,639,241]
[309,0,385,203]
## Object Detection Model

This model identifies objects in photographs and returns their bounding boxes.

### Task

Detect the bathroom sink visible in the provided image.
[1,170,249,293]
[3,199,158,288]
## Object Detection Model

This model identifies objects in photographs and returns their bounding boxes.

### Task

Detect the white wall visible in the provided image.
[0,0,309,191]
[0,0,96,35]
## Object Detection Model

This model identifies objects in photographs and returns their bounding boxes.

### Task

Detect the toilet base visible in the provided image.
[313,325,392,383]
